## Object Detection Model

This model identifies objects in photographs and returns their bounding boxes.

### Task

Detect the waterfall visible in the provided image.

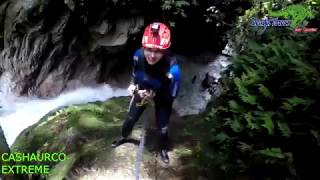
[0,73,128,146]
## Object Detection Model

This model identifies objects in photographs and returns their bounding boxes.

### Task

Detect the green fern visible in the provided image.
[234,77,257,105]
[238,142,253,152]
[198,1,320,178]
[258,84,274,99]
[228,100,245,113]
[161,0,190,19]
[259,111,275,135]
[283,96,315,111]
[244,112,258,130]
[281,101,293,112]
[214,132,230,143]
[277,120,291,137]
[230,115,243,132]
[257,148,286,159]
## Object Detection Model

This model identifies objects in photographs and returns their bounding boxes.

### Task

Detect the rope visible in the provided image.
[134,87,153,180]
[134,108,148,180]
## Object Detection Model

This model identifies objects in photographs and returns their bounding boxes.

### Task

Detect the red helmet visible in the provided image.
[142,22,171,50]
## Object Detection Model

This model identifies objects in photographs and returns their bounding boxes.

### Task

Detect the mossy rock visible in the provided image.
[10,97,130,179]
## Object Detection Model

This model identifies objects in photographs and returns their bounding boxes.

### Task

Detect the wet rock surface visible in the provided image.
[174,54,231,116]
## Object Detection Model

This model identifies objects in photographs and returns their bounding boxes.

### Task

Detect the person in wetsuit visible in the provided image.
[111,22,180,164]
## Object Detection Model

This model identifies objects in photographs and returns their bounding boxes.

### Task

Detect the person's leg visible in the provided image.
[121,94,147,137]
[112,94,146,147]
[154,95,173,163]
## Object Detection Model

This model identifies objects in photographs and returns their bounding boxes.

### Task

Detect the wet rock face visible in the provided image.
[173,54,231,116]
[0,0,144,97]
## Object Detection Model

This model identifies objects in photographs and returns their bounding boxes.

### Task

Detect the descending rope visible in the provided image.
[134,88,154,180]
[134,109,148,180]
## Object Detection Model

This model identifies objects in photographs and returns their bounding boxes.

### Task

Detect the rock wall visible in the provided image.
[0,0,145,97]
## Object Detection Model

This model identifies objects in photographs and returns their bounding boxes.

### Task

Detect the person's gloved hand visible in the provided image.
[137,89,155,99]
[127,84,137,96]
[135,89,155,106]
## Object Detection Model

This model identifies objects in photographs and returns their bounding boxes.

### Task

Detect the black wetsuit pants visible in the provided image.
[121,93,173,150]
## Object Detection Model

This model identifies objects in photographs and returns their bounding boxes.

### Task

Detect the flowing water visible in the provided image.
[0,73,128,146]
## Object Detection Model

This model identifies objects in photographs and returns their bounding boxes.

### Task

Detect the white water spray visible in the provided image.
[0,74,128,146]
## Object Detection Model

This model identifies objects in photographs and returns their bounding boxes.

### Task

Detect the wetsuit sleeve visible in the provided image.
[168,63,181,98]
[130,50,140,85]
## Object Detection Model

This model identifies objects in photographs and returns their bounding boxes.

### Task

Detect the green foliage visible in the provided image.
[258,84,273,99]
[256,147,285,159]
[197,4,320,177]
[160,0,191,26]
[227,0,320,54]
[161,0,190,12]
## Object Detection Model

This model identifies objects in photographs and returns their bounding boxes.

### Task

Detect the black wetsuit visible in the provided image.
[120,48,181,150]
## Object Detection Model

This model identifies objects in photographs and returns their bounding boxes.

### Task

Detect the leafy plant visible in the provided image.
[160,0,191,26]
[196,5,320,178]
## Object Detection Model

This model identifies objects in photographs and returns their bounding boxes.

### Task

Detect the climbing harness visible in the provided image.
[134,85,155,107]
[136,91,155,107]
